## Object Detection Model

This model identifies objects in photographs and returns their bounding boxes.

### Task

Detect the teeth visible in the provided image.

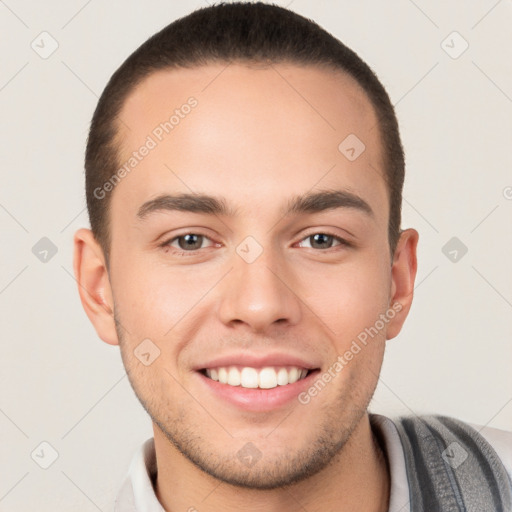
[227,367,241,386]
[258,367,277,389]
[288,367,299,384]
[218,367,228,384]
[276,368,288,385]
[205,366,309,389]
[241,367,259,388]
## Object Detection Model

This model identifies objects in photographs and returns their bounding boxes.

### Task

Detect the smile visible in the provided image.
[202,366,310,389]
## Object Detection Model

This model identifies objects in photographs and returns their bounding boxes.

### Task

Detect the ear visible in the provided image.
[386,228,419,340]
[73,228,119,346]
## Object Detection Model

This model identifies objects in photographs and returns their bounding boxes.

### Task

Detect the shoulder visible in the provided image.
[381,414,512,509]
[390,413,510,460]
[468,421,512,481]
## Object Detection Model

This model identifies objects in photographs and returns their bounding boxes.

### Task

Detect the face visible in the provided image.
[76,63,417,489]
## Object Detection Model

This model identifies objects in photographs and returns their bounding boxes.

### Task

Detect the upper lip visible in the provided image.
[194,352,321,371]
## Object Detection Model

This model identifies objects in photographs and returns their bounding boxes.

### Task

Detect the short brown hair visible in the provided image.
[85,2,404,264]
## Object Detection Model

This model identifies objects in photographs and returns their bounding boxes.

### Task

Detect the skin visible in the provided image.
[74,63,418,512]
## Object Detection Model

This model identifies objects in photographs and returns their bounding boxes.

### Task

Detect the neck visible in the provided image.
[153,413,390,512]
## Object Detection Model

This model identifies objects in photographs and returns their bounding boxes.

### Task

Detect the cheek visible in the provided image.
[300,256,391,340]
[111,255,213,335]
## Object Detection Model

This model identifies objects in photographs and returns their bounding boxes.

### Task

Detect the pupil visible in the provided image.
[179,234,202,250]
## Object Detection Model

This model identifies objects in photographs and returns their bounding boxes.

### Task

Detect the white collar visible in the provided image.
[115,437,164,512]
[115,414,411,512]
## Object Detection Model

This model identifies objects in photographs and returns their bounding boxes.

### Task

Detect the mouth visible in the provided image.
[193,353,322,411]
[196,363,321,412]
[200,365,312,389]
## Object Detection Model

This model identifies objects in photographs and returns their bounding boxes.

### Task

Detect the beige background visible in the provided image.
[1,0,511,510]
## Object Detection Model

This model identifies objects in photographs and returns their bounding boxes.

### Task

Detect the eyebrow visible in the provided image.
[137,193,236,219]
[136,189,374,220]
[285,189,373,217]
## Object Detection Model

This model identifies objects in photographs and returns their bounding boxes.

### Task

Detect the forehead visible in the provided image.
[111,62,387,224]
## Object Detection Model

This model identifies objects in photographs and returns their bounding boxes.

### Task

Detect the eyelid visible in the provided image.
[158,228,352,256]
[171,235,214,249]
[295,231,351,249]
[295,225,353,242]
[161,232,218,253]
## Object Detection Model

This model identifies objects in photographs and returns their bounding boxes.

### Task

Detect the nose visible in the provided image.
[217,248,302,333]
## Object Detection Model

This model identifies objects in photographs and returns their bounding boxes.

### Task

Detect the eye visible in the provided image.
[297,233,348,250]
[164,233,215,252]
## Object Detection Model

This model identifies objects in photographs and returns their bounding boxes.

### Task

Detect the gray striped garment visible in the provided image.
[390,415,512,511]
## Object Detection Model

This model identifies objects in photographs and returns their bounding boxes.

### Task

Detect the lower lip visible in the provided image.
[196,370,319,412]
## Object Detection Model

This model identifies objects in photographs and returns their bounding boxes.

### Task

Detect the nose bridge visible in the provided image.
[217,241,302,331]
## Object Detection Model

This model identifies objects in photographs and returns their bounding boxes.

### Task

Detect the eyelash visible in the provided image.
[159,231,352,257]
[297,233,352,251]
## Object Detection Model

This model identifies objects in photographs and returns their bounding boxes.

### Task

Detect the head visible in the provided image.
[86,2,405,265]
[75,2,418,490]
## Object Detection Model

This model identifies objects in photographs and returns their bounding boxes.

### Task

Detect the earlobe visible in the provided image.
[386,228,419,340]
[73,228,119,346]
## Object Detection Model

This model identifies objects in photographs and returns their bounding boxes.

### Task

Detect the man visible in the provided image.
[73,3,512,511]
